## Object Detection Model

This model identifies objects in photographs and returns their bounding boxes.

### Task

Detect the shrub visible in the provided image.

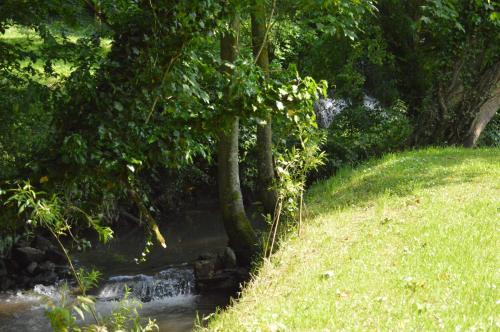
[320,99,411,176]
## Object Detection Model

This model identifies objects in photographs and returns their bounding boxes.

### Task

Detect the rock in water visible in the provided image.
[32,235,55,251]
[195,267,249,293]
[198,252,217,260]
[13,247,45,266]
[38,261,56,272]
[33,271,58,285]
[25,262,38,275]
[194,260,216,279]
[0,259,6,277]
[0,277,14,291]
[44,248,66,264]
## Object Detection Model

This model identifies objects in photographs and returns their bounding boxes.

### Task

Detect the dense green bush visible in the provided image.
[320,100,411,176]
[0,83,58,181]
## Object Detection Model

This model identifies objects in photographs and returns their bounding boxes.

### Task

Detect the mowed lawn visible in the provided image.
[204,148,499,331]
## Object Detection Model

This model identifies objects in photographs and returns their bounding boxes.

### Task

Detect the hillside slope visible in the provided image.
[204,148,500,331]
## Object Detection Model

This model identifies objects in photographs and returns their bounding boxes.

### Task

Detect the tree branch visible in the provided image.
[128,188,167,248]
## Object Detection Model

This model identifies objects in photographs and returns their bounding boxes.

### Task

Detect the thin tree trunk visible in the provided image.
[218,11,257,267]
[128,188,167,248]
[252,0,277,215]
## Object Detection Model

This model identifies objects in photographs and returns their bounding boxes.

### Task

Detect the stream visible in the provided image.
[0,203,235,331]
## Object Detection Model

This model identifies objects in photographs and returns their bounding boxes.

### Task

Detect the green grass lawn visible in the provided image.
[204,147,500,331]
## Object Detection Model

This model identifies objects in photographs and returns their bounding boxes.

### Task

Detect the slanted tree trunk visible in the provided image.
[463,62,500,147]
[218,11,258,267]
[422,57,499,147]
[464,88,499,147]
[252,0,277,215]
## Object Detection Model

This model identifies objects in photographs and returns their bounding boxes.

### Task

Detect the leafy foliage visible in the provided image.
[0,0,498,328]
[322,100,411,175]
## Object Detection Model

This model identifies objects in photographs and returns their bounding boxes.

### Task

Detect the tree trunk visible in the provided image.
[464,88,499,147]
[218,11,258,267]
[464,62,500,147]
[252,0,277,215]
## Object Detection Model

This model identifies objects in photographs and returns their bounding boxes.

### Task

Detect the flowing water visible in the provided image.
[97,266,195,302]
[0,273,232,331]
[0,203,236,331]
[313,94,382,129]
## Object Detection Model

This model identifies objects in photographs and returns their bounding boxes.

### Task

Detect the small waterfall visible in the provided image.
[314,94,382,129]
[33,284,58,297]
[314,98,350,129]
[362,95,381,111]
[97,266,195,302]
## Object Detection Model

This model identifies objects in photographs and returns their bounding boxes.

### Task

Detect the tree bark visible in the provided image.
[464,87,499,147]
[218,11,258,267]
[463,62,500,147]
[252,0,277,215]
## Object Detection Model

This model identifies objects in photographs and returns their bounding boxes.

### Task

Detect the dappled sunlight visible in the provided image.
[0,25,111,84]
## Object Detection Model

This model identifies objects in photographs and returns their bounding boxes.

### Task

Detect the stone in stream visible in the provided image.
[194,259,215,279]
[198,252,217,260]
[193,248,249,293]
[54,264,71,278]
[32,235,55,251]
[25,262,38,275]
[5,259,19,274]
[0,236,69,291]
[14,239,31,249]
[44,248,66,264]
[195,267,249,293]
[38,261,56,272]
[0,259,6,277]
[33,271,58,285]
[20,275,33,288]
[12,247,45,267]
[0,276,15,291]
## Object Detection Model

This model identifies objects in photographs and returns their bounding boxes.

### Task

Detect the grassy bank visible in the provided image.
[204,148,499,331]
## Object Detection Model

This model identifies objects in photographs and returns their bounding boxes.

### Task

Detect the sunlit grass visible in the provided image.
[1,25,111,85]
[204,147,500,331]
